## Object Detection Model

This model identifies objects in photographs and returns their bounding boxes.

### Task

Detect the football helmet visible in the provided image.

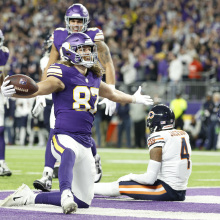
[147,104,175,133]
[0,29,4,48]
[43,33,54,55]
[61,32,98,68]
[65,3,90,33]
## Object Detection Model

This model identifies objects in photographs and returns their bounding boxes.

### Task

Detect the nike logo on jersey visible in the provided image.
[13,196,22,201]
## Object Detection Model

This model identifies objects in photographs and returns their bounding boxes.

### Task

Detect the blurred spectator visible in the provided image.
[188,54,203,80]
[196,92,213,149]
[168,52,183,99]
[184,115,201,149]
[178,46,192,81]
[206,92,220,150]
[120,49,136,85]
[129,104,147,148]
[170,92,188,130]
[156,53,169,83]
[116,103,131,148]
[14,99,31,146]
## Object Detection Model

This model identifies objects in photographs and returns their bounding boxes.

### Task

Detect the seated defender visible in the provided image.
[95,104,192,201]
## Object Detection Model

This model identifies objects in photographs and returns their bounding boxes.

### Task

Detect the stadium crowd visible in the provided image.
[0,0,220,150]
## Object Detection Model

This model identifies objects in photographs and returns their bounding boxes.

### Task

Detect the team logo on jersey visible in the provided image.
[19,78,27,85]
[148,111,155,119]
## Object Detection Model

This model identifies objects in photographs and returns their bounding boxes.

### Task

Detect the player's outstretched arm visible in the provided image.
[99,82,154,106]
[41,44,59,81]
[117,147,162,184]
[1,76,64,99]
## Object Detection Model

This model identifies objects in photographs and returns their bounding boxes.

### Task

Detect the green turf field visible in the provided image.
[0,147,220,190]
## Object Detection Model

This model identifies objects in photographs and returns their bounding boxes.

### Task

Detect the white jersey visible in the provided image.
[0,93,4,126]
[40,55,52,100]
[147,129,192,191]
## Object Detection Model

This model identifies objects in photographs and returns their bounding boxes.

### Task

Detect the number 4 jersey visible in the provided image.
[47,63,101,148]
[147,129,192,191]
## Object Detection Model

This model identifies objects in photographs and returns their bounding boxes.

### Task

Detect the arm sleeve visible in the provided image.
[129,159,161,185]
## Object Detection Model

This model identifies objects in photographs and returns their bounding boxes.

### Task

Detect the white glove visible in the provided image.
[117,173,133,182]
[31,96,46,117]
[1,77,16,97]
[98,85,116,116]
[98,98,116,116]
[132,86,154,106]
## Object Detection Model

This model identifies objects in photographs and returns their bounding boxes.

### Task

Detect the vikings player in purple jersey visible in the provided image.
[1,33,153,214]
[0,30,12,176]
[32,3,114,191]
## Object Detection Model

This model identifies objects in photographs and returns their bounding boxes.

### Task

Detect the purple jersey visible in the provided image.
[0,46,9,75]
[53,27,104,57]
[47,63,101,148]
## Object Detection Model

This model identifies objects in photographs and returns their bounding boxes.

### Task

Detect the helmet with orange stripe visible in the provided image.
[147,104,175,133]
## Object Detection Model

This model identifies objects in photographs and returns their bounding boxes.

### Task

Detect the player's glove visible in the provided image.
[0,76,16,97]
[117,173,133,182]
[31,96,46,118]
[98,85,116,116]
[132,86,154,106]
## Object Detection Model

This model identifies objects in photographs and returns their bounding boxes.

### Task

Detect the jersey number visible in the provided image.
[73,86,99,114]
[181,137,190,169]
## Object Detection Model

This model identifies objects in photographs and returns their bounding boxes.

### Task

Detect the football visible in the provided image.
[6,74,38,96]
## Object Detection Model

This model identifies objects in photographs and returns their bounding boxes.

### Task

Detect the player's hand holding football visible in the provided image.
[1,76,16,97]
[132,86,154,106]
[32,96,46,118]
[98,85,116,116]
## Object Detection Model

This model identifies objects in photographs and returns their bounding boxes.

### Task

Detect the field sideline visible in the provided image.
[0,147,220,219]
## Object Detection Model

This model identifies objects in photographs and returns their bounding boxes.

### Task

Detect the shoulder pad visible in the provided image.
[1,46,9,53]
[147,132,165,148]
[87,27,104,42]
[54,27,66,32]
[47,64,63,78]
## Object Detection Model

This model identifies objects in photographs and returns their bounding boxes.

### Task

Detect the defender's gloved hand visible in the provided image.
[132,86,154,106]
[32,96,46,118]
[98,85,116,116]
[117,173,133,182]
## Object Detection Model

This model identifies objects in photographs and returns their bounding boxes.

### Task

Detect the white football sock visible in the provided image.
[94,181,120,196]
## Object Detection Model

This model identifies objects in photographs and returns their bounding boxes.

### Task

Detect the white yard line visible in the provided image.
[0,204,219,220]
[106,160,220,166]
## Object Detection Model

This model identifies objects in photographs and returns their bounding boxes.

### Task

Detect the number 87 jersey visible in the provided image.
[47,63,101,147]
[147,129,192,191]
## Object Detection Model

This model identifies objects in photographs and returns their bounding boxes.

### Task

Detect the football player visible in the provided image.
[0,32,153,214]
[32,3,114,191]
[94,104,192,201]
[0,30,12,176]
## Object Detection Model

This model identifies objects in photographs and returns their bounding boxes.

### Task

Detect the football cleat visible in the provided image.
[94,154,102,183]
[0,161,12,177]
[33,173,52,192]
[0,184,35,207]
[61,189,78,214]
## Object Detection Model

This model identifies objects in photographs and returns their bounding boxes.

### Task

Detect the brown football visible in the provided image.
[6,74,38,96]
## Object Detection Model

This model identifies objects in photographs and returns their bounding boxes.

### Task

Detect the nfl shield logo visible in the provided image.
[19,78,27,85]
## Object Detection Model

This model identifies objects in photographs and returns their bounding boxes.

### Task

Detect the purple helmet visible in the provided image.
[0,30,4,48]
[65,4,90,33]
[61,33,98,68]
